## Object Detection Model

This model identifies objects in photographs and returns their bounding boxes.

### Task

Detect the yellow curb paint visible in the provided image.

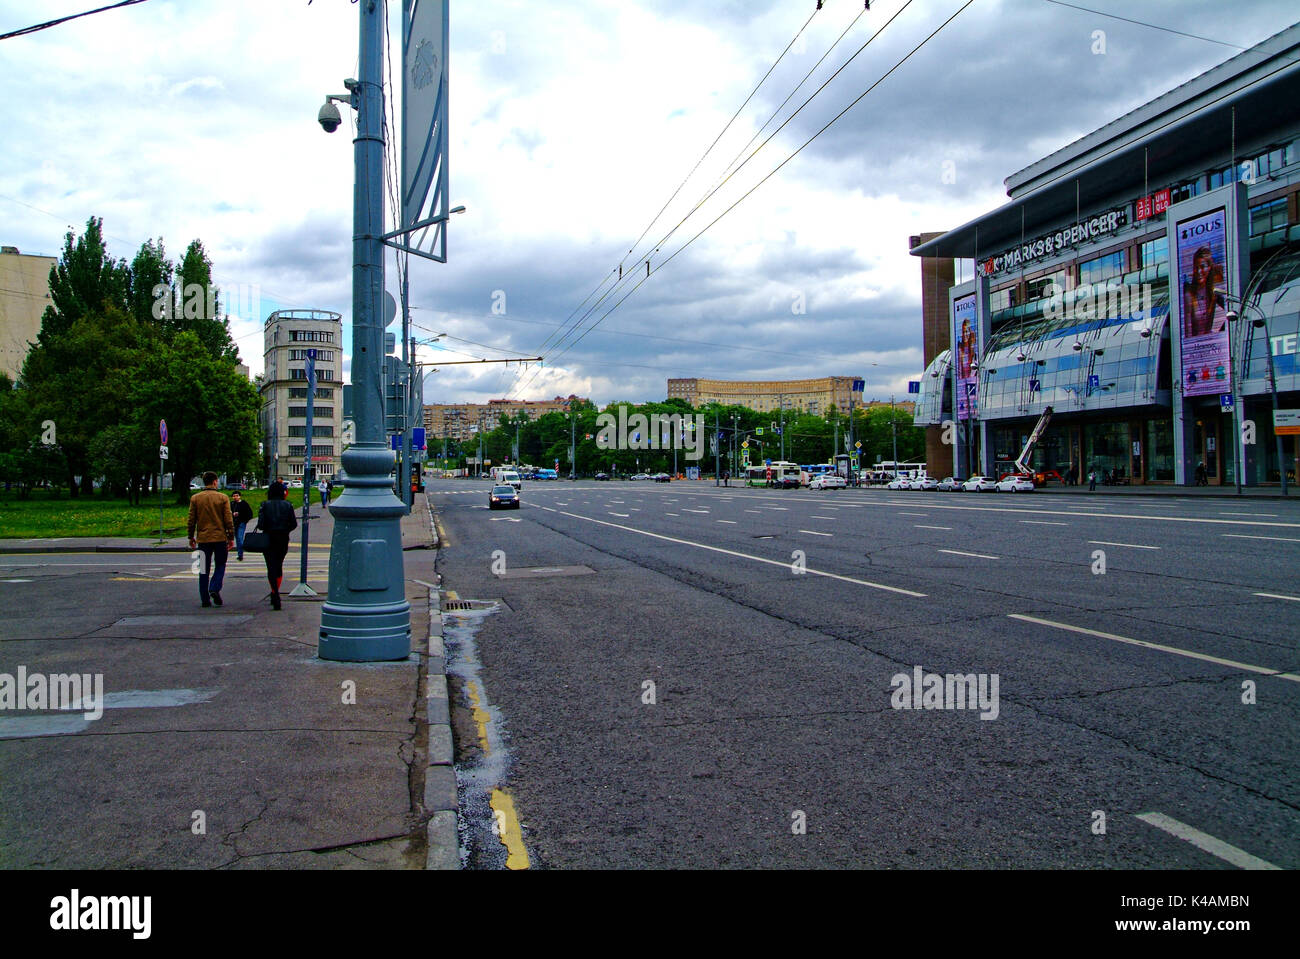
[465,679,491,755]
[490,789,530,870]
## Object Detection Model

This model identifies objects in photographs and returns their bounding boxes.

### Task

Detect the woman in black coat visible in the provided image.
[256,481,298,610]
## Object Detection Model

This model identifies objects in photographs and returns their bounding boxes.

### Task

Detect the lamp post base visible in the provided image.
[318,445,411,662]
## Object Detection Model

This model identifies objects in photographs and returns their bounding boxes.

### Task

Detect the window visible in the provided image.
[990,285,1019,313]
[289,349,335,361]
[1249,198,1288,237]
[289,330,335,343]
[289,406,334,418]
[1170,180,1198,204]
[1025,270,1067,302]
[1078,250,1126,286]
[290,368,335,381]
[289,387,333,399]
[1139,237,1168,269]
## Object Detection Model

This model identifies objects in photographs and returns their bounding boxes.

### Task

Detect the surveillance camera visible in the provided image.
[318,99,342,134]
[1072,340,1083,352]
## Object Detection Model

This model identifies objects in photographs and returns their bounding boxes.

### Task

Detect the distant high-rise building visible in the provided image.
[260,310,344,481]
[667,377,864,416]
[424,396,583,441]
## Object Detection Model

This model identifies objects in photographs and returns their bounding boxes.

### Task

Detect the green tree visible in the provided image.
[39,217,129,347]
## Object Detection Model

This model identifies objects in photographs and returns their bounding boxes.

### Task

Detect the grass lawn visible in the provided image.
[0,487,325,539]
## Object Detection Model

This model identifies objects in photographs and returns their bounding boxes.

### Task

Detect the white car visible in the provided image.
[887,478,911,490]
[809,474,847,490]
[996,474,1036,492]
[913,476,939,490]
[962,475,998,492]
[937,477,959,492]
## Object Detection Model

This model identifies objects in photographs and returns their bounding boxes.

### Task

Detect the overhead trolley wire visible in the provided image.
[515,0,975,397]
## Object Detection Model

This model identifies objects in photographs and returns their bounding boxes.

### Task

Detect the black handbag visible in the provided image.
[242,530,270,554]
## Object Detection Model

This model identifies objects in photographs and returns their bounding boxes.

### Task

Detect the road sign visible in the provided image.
[1029,378,1041,393]
[765,458,772,466]
[159,445,168,460]
[907,380,920,394]
[755,428,764,436]
[741,440,749,450]
[159,419,168,444]
[1087,374,1100,391]
[1220,393,1235,411]
[854,441,862,450]
[852,378,865,392]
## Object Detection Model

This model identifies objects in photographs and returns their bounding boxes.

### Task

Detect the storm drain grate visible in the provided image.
[442,601,476,611]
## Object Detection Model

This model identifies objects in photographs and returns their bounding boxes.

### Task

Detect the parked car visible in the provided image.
[937,477,959,492]
[887,478,911,490]
[653,472,671,483]
[776,475,801,489]
[488,484,521,509]
[288,480,304,490]
[594,472,611,481]
[962,475,998,492]
[809,474,847,490]
[630,473,650,481]
[913,476,939,490]
[996,474,1036,492]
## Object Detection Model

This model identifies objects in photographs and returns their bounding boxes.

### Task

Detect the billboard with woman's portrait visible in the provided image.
[953,293,978,420]
[1176,208,1231,397]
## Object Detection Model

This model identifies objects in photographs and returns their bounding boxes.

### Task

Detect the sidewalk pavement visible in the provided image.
[0,493,456,870]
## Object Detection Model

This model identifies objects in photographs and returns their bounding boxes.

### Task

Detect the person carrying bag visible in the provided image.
[255,481,298,610]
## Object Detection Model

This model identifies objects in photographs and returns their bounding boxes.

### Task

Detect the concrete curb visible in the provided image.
[419,494,457,870]
[0,544,193,554]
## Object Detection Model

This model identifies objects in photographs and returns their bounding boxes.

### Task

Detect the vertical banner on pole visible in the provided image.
[401,0,450,261]
[949,280,977,479]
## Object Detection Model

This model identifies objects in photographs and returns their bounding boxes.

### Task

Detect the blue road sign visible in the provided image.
[1220,393,1235,411]
[1087,374,1100,391]
[852,378,865,392]
[413,427,426,449]
[765,458,772,466]
[907,380,920,394]
[1029,378,1041,393]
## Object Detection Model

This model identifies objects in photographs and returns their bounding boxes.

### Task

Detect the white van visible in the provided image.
[499,470,522,490]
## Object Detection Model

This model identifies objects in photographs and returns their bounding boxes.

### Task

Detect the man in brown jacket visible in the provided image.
[187,471,235,607]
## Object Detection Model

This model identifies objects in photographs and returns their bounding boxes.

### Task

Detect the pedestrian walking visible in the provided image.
[318,476,330,508]
[1088,469,1097,492]
[255,481,298,611]
[326,478,334,505]
[1195,462,1208,486]
[187,471,234,607]
[230,491,253,561]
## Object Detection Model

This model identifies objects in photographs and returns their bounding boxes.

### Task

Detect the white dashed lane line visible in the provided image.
[1008,614,1300,682]
[1135,813,1279,870]
[938,549,999,560]
[1223,533,1300,543]
[1087,540,1160,550]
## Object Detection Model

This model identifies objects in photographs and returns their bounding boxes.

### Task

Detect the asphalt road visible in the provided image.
[431,477,1300,869]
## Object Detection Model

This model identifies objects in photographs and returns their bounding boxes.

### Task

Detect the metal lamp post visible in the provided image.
[319,0,411,662]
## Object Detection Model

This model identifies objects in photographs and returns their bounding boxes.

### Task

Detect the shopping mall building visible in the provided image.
[910,22,1300,487]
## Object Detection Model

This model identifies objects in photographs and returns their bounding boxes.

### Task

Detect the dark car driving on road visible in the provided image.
[489,484,521,509]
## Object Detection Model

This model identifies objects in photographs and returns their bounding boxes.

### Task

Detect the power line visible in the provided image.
[525,4,825,368]
[516,0,913,394]
[1041,0,1254,52]
[525,0,974,395]
[0,0,151,41]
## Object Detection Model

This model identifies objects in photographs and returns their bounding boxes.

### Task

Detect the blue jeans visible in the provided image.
[198,542,228,602]
[234,522,247,558]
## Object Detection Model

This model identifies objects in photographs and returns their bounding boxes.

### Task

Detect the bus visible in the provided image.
[799,463,836,486]
[745,461,800,488]
[872,460,927,484]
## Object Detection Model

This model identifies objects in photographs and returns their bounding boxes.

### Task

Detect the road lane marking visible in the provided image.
[609,512,630,518]
[811,516,835,521]
[683,509,709,514]
[1135,813,1279,870]
[665,512,679,516]
[539,506,557,512]
[490,789,531,870]
[1255,592,1300,603]
[717,520,737,524]
[745,510,762,514]
[914,525,952,530]
[555,511,925,596]
[799,530,833,537]
[1007,614,1300,682]
[1220,511,1277,517]
[938,549,999,560]
[898,512,927,517]
[1021,520,1068,526]
[1087,540,1160,550]
[1223,533,1300,543]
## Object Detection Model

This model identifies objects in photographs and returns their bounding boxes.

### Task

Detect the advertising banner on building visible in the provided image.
[1175,207,1231,397]
[953,293,978,420]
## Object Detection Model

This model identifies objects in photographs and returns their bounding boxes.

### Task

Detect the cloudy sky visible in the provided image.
[2,0,1297,406]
